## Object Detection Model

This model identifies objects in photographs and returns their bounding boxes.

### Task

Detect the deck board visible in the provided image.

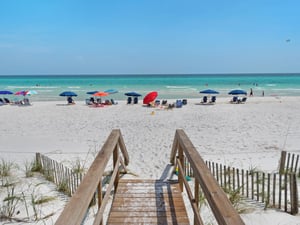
[107,179,190,225]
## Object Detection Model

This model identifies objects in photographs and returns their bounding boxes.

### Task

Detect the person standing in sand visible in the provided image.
[250,88,253,96]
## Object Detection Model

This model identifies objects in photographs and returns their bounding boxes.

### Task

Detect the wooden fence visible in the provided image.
[36,153,84,196]
[204,160,298,215]
[279,151,300,176]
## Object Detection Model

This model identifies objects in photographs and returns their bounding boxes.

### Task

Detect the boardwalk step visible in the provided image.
[107,179,190,225]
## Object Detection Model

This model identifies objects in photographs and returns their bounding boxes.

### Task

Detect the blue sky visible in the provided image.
[0,0,299,75]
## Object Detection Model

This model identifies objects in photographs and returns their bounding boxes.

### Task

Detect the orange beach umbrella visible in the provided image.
[93,92,109,97]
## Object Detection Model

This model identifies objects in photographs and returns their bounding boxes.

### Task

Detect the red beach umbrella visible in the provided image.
[15,90,28,96]
[93,92,109,97]
[143,91,158,104]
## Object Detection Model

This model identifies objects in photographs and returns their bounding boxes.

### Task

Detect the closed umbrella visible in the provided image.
[143,91,158,104]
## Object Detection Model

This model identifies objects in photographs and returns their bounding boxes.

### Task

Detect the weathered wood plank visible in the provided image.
[107,179,190,225]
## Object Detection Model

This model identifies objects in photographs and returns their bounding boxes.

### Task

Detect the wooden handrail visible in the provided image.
[170,129,245,225]
[55,129,129,225]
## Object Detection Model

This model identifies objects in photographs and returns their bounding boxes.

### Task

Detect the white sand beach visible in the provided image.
[1,96,300,224]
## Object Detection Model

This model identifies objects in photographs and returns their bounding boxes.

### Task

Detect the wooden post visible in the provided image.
[279,151,287,174]
[267,173,270,207]
[194,179,199,225]
[35,153,41,168]
[272,174,276,207]
[220,164,223,187]
[286,153,290,173]
[97,182,103,225]
[241,169,244,195]
[113,144,119,191]
[290,154,295,173]
[262,173,265,202]
[251,172,254,200]
[224,165,227,188]
[178,145,184,192]
[228,167,231,189]
[256,172,259,202]
[290,173,299,215]
[294,155,299,174]
[246,170,249,198]
[237,169,240,192]
[232,168,235,190]
[284,173,287,212]
[278,174,282,209]
[216,163,219,182]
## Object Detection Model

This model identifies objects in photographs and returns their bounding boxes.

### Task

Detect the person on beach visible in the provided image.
[262,90,264,97]
[250,88,253,96]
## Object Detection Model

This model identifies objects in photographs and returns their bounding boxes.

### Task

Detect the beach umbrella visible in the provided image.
[228,89,247,95]
[143,91,158,104]
[59,91,78,97]
[93,92,109,97]
[104,89,118,94]
[0,90,13,95]
[86,91,98,95]
[15,90,28,96]
[199,89,219,94]
[26,90,38,95]
[124,92,142,97]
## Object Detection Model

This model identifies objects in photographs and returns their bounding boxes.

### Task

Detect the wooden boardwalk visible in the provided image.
[107,179,190,225]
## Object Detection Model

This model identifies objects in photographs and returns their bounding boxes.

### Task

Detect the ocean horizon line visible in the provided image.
[1,72,300,77]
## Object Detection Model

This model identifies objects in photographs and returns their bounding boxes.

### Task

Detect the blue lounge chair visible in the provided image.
[133,97,138,104]
[210,96,216,103]
[127,97,132,104]
[201,96,208,104]
[230,96,238,103]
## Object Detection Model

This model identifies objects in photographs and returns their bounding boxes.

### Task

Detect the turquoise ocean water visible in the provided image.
[1,74,300,101]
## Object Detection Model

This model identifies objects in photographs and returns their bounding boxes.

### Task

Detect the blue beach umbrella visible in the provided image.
[124,92,142,97]
[199,89,219,94]
[59,91,78,97]
[0,90,13,95]
[86,91,98,95]
[228,89,247,95]
[104,89,118,94]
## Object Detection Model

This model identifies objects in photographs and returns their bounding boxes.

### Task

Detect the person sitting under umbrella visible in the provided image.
[67,96,75,104]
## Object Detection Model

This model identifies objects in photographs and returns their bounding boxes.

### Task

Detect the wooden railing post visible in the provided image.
[194,179,199,225]
[279,151,287,174]
[97,182,103,225]
[178,145,184,192]
[113,144,120,191]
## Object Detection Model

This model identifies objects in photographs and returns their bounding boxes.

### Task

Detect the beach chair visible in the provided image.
[4,98,11,104]
[155,99,160,106]
[182,99,187,105]
[201,96,208,104]
[162,99,168,105]
[230,96,238,103]
[238,97,247,104]
[127,97,132,104]
[210,96,216,103]
[0,98,4,104]
[67,97,75,104]
[111,99,118,105]
[176,99,182,108]
[133,97,138,104]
